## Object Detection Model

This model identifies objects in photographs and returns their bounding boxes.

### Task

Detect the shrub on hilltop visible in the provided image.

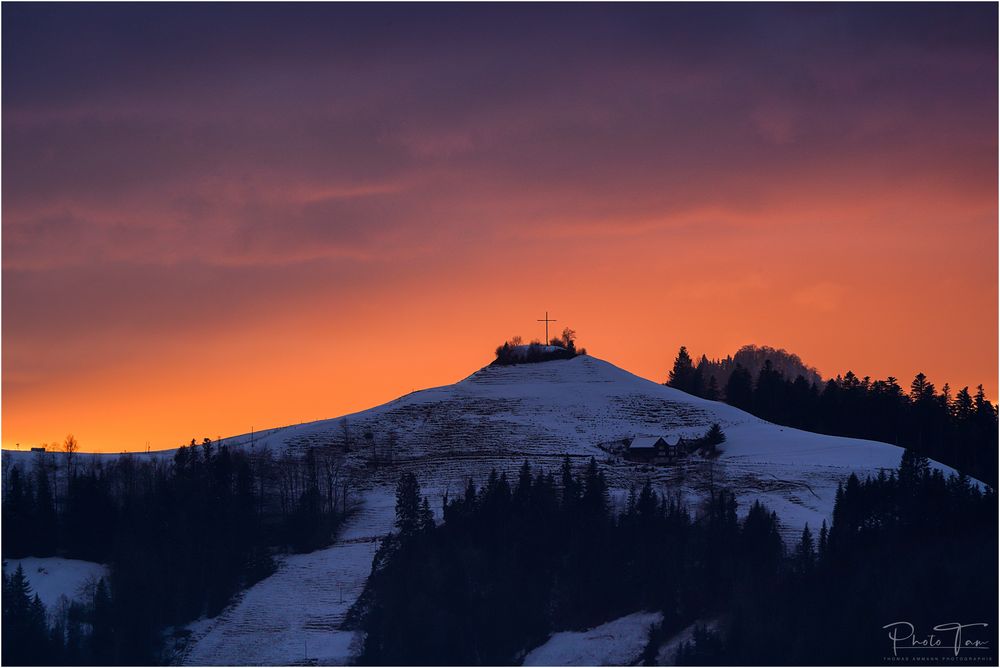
[493,327,586,366]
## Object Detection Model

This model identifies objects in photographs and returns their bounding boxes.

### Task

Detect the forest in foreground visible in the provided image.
[2,442,354,665]
[353,454,996,665]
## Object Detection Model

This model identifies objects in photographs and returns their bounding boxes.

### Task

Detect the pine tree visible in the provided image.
[667,346,695,393]
[705,423,726,446]
[899,448,930,490]
[394,472,422,538]
[794,524,814,574]
[419,498,434,533]
[580,457,609,519]
[954,387,974,421]
[974,385,995,418]
[725,364,754,410]
[909,372,935,403]
[560,455,578,513]
[704,375,720,401]
[514,460,533,512]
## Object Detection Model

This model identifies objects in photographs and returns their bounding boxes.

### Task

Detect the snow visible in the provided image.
[178,485,452,666]
[207,354,966,538]
[3,354,976,665]
[523,610,663,666]
[510,344,566,353]
[2,557,107,610]
[177,489,396,665]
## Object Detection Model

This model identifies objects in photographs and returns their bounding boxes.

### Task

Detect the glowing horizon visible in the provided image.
[3,4,997,453]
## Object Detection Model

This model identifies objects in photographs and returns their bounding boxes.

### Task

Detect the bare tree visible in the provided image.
[560,327,576,348]
[62,434,79,503]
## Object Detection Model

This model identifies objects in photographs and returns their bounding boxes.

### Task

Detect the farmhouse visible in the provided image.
[624,435,683,465]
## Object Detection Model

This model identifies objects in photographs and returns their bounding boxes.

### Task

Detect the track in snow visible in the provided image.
[177,491,395,666]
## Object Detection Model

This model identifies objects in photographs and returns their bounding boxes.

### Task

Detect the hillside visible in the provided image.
[171,354,960,665]
[4,354,968,666]
[216,354,934,527]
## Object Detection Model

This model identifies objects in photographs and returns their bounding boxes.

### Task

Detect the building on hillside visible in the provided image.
[624,435,683,465]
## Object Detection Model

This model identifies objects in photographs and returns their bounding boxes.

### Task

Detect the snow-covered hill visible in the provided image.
[166,355,964,665]
[217,354,935,532]
[5,354,967,666]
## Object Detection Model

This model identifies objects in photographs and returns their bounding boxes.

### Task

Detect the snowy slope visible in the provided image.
[171,355,967,665]
[522,611,663,666]
[213,354,949,534]
[2,557,107,610]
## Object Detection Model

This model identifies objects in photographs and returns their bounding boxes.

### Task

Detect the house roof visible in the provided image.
[628,436,667,450]
[628,435,681,450]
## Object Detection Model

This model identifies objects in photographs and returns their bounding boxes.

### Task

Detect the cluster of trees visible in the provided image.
[354,455,995,666]
[493,328,585,365]
[677,451,997,664]
[3,565,67,665]
[2,440,356,665]
[667,346,999,485]
[667,345,821,402]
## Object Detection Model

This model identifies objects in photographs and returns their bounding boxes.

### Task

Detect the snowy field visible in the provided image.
[2,556,107,609]
[523,611,663,666]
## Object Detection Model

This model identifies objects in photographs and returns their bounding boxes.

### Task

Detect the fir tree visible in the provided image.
[725,364,754,410]
[668,346,696,393]
[394,472,422,539]
[794,524,815,574]
[418,498,434,532]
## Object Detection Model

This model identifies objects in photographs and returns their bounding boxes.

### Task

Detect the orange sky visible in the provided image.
[3,4,997,452]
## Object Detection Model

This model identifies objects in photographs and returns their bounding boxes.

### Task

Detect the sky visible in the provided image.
[3,3,997,453]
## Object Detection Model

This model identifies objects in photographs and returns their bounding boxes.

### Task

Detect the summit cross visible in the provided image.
[537,311,557,344]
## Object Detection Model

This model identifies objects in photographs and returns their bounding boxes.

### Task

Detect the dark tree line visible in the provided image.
[353,458,780,664]
[667,345,822,403]
[677,450,997,664]
[2,441,355,665]
[354,455,995,666]
[667,346,999,485]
